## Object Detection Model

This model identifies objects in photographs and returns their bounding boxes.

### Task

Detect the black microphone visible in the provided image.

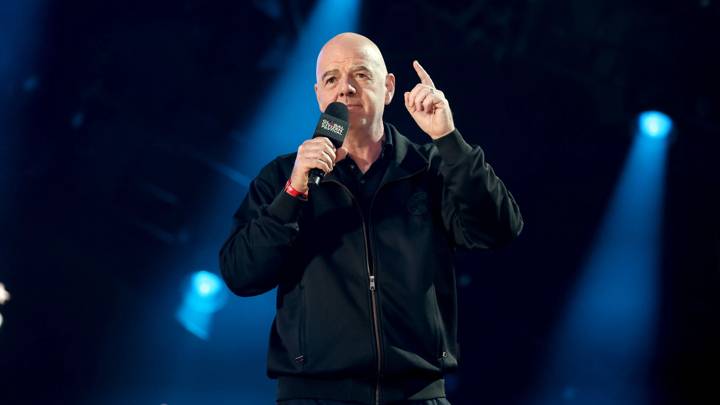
[308,102,349,188]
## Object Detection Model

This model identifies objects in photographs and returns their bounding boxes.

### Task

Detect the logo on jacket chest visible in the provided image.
[407,191,430,216]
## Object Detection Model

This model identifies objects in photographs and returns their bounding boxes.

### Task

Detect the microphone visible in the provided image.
[308,102,349,187]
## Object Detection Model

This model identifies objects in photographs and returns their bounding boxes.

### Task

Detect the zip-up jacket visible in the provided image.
[219,123,523,404]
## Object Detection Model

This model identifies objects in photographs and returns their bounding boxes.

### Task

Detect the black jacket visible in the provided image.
[219,123,523,404]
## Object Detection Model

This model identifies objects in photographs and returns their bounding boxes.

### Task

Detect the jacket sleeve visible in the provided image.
[432,129,523,249]
[219,160,305,296]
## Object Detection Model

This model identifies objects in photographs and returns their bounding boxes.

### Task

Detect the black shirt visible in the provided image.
[333,131,394,221]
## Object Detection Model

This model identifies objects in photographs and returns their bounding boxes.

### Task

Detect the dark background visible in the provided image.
[1,0,718,404]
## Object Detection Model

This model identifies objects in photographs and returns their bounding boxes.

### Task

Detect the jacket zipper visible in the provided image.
[364,220,382,405]
[327,168,424,405]
[327,180,383,404]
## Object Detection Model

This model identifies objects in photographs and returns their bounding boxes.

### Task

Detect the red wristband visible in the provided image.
[284,180,309,200]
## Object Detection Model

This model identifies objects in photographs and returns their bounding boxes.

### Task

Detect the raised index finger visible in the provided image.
[413,60,435,88]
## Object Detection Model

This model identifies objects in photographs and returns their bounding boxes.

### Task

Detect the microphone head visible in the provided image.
[313,102,349,147]
[324,102,349,121]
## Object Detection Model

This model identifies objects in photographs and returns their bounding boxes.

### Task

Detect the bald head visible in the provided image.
[316,33,388,83]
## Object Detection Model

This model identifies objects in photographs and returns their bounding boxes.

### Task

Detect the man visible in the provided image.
[220,33,523,404]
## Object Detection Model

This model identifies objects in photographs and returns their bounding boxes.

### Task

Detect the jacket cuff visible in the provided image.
[267,190,305,224]
[433,129,473,164]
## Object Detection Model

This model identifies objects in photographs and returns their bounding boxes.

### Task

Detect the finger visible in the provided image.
[305,138,336,158]
[408,84,429,112]
[413,60,435,88]
[306,137,334,150]
[308,145,334,169]
[299,141,333,169]
[404,91,414,113]
[421,90,437,113]
[414,87,433,112]
[322,155,333,172]
[405,91,415,114]
[321,143,337,162]
[408,83,426,102]
[320,148,335,168]
[320,136,335,150]
[316,159,332,173]
[305,154,332,174]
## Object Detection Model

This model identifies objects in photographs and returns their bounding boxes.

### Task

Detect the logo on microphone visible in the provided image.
[321,119,345,136]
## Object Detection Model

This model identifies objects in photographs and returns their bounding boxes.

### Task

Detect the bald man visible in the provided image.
[220,33,523,404]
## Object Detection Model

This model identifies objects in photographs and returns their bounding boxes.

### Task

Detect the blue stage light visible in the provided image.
[176,271,228,340]
[232,0,361,176]
[638,111,673,138]
[532,114,672,405]
[193,270,222,298]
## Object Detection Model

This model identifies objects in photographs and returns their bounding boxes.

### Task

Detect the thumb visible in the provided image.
[335,147,349,163]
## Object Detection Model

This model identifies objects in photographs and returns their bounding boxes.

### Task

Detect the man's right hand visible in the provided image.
[289,137,348,194]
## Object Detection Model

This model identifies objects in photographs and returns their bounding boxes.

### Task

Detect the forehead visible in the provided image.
[316,43,384,80]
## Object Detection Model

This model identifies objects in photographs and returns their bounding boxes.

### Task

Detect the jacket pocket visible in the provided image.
[294,284,306,368]
[276,284,306,371]
[429,286,446,370]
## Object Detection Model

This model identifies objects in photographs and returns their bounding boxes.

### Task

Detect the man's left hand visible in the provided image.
[404,60,455,139]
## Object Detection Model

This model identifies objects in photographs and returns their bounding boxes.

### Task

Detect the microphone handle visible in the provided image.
[308,168,324,188]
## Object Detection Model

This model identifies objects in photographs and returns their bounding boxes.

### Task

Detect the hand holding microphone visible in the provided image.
[289,102,350,194]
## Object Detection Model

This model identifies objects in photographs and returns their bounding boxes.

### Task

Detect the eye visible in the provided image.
[325,77,336,85]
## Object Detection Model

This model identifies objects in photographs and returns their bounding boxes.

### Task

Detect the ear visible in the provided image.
[384,73,396,105]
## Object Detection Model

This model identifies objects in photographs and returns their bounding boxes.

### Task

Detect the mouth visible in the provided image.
[346,104,362,110]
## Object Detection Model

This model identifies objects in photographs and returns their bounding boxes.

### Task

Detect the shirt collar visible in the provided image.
[381,122,394,154]
[340,124,394,164]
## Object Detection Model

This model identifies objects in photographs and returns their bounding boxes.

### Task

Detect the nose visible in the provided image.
[338,76,357,98]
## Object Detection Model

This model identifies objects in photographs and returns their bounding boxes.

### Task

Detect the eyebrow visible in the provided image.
[321,65,373,82]
[321,69,339,82]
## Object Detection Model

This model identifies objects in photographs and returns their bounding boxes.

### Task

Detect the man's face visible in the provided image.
[314,42,394,130]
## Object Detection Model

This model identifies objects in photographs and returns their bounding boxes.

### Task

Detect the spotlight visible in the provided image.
[638,111,673,138]
[0,282,10,330]
[0,283,9,304]
[193,271,222,298]
[176,271,228,340]
[533,110,671,404]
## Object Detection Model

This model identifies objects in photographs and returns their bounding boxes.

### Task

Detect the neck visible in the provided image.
[343,120,384,169]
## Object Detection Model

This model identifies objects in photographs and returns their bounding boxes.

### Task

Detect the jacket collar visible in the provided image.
[323,122,427,185]
[381,122,428,183]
